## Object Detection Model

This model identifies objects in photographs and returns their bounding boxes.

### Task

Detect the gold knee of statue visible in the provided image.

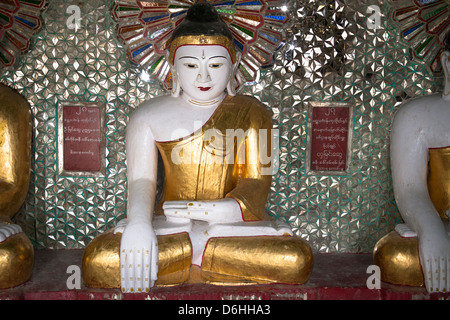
[202,236,313,285]
[82,231,192,288]
[0,223,34,289]
[373,231,423,287]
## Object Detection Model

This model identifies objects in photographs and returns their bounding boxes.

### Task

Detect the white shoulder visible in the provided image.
[395,94,441,118]
[392,93,449,147]
[393,94,441,127]
[128,95,174,126]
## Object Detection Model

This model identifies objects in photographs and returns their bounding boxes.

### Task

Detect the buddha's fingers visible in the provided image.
[432,257,439,292]
[8,224,22,234]
[150,241,158,287]
[164,208,209,221]
[447,258,450,293]
[134,249,144,293]
[428,257,445,293]
[142,247,151,292]
[164,200,218,211]
[0,229,6,242]
[120,249,133,293]
[140,246,157,292]
[0,223,22,242]
[442,257,449,293]
[422,256,431,292]
[163,201,188,209]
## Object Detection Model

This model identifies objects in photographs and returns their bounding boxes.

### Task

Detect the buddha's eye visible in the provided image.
[209,63,223,69]
[184,63,198,69]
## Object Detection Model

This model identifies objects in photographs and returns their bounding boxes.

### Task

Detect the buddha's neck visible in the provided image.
[181,91,227,108]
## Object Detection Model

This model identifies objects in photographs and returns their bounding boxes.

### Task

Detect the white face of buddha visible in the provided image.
[174,45,233,102]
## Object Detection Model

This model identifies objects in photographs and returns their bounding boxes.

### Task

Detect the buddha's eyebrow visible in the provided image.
[178,56,227,60]
[178,56,199,60]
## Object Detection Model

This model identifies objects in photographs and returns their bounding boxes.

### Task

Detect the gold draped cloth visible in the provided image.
[83,95,313,288]
[155,94,273,221]
[428,146,450,221]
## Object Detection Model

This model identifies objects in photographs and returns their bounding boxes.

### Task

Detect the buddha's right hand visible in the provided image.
[419,232,450,293]
[119,220,158,293]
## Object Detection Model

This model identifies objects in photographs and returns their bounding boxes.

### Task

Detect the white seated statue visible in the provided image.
[374,43,450,293]
[82,3,313,293]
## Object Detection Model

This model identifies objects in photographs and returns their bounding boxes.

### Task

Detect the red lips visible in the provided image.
[198,87,212,91]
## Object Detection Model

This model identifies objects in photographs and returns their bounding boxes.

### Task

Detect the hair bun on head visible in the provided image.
[168,2,237,64]
[185,2,219,23]
[170,2,233,41]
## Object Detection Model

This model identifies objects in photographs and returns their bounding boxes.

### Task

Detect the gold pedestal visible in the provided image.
[82,230,192,288]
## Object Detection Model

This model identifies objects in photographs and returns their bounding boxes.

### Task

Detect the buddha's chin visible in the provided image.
[183,89,226,105]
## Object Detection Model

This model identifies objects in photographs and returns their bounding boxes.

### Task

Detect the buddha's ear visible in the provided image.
[167,49,181,97]
[227,51,242,96]
[233,51,242,71]
[170,67,181,98]
[165,49,170,61]
[441,51,450,79]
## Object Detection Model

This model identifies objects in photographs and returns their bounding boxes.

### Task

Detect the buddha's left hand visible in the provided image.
[163,198,242,223]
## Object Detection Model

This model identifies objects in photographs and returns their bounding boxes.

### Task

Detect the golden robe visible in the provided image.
[154,95,273,221]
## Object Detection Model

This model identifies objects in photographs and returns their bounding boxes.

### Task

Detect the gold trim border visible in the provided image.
[168,35,237,65]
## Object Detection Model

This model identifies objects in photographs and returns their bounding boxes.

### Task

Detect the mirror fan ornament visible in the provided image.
[389,0,450,77]
[112,0,290,91]
[0,0,47,70]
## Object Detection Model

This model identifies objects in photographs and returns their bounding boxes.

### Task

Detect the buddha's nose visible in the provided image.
[196,65,211,83]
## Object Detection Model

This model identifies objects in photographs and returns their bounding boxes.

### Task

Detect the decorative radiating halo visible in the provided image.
[112,0,290,90]
[0,0,47,69]
[389,0,450,76]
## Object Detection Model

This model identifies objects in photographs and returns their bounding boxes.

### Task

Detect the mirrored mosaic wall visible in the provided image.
[1,0,443,252]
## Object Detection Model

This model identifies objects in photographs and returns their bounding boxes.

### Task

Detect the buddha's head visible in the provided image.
[167,2,240,100]
[442,30,450,99]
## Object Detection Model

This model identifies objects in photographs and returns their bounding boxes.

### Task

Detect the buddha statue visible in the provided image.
[373,32,450,293]
[0,83,34,289]
[83,3,313,293]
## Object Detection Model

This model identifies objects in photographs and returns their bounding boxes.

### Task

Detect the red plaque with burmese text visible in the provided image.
[58,102,105,177]
[306,102,354,175]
